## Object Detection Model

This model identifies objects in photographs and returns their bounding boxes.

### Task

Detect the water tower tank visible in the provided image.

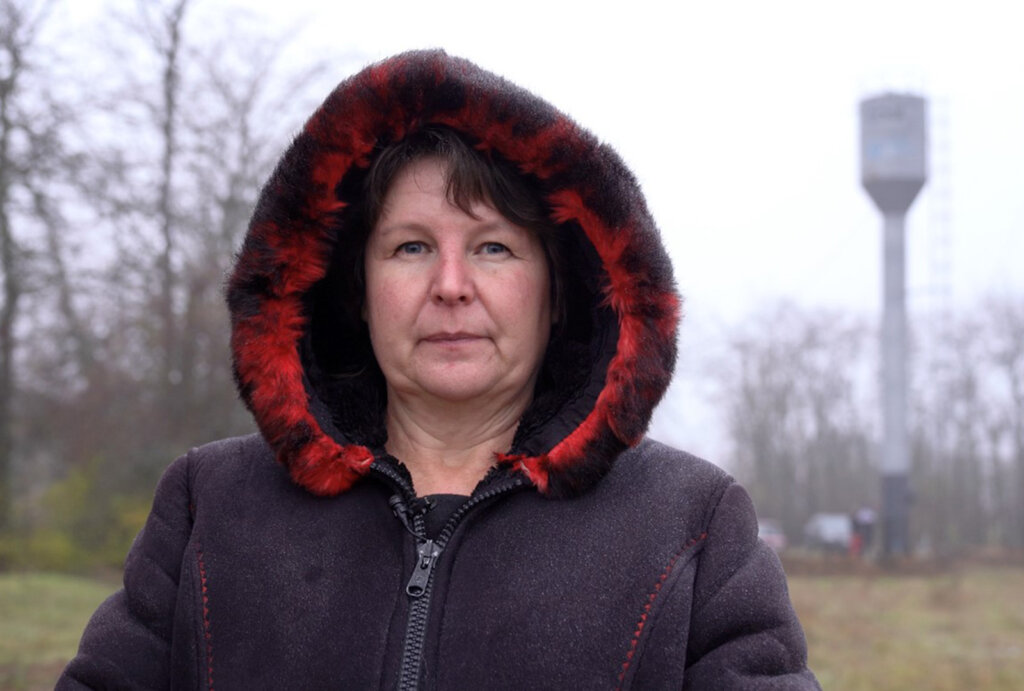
[861,94,927,214]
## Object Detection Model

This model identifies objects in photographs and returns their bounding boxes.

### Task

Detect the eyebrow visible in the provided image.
[374,218,525,238]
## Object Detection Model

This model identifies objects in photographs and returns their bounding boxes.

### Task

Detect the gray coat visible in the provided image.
[61,434,817,689]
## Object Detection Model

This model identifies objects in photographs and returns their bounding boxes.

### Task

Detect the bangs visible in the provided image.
[364,126,550,231]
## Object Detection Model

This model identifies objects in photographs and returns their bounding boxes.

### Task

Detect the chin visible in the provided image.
[413,366,511,405]
[420,381,500,404]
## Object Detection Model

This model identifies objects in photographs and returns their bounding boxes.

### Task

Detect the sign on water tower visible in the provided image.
[860,92,927,560]
[861,94,927,214]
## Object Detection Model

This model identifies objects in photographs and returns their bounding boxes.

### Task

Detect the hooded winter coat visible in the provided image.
[59,50,819,690]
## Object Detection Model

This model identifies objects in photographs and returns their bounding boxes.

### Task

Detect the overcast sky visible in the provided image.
[69,0,1024,460]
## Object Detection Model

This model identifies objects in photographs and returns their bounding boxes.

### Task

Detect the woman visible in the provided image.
[60,50,819,689]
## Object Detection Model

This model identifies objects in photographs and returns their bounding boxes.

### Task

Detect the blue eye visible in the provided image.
[481,242,510,255]
[397,242,427,255]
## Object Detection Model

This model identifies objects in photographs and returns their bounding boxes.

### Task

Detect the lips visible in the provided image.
[421,332,484,343]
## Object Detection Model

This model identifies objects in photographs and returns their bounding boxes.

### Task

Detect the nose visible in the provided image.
[431,250,475,305]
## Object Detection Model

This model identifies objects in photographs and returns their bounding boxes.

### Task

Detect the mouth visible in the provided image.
[421,332,484,344]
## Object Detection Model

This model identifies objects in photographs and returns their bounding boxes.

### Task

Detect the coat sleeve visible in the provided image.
[683,481,821,689]
[57,452,195,690]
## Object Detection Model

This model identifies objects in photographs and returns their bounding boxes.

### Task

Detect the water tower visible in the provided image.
[860,93,927,559]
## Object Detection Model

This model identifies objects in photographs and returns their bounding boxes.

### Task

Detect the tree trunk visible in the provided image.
[0,11,22,531]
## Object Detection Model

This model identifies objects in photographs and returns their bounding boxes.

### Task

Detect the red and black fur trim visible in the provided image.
[227,50,680,498]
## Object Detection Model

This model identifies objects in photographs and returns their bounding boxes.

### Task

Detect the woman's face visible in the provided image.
[363,158,552,407]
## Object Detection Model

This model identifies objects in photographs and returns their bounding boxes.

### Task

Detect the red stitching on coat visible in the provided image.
[615,533,707,690]
[197,547,214,691]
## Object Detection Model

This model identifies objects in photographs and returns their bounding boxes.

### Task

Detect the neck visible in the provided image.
[384,389,529,496]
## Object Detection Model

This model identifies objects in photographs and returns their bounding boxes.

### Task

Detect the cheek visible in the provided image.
[363,269,396,333]
[366,287,398,323]
[526,266,553,323]
[500,269,552,334]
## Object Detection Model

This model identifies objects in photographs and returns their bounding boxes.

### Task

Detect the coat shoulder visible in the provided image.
[605,438,736,527]
[628,438,732,485]
[186,432,273,471]
[174,432,279,492]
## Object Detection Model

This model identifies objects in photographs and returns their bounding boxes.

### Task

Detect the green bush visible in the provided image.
[2,460,151,573]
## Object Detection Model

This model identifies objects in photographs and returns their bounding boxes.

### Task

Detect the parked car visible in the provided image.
[803,513,852,553]
[757,519,788,552]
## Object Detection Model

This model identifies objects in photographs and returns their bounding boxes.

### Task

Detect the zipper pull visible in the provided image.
[389,495,416,536]
[406,539,441,597]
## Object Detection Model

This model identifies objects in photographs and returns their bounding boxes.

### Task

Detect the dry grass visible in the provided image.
[0,572,118,691]
[788,562,1024,690]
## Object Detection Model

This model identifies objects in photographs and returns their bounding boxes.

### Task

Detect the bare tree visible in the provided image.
[912,319,990,551]
[0,0,72,529]
[716,304,876,542]
[904,297,1024,554]
[150,0,189,424]
[986,297,1024,548]
[57,0,337,480]
[0,0,359,566]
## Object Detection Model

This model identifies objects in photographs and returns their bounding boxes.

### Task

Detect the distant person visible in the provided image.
[849,511,864,558]
[855,505,878,557]
[59,50,819,688]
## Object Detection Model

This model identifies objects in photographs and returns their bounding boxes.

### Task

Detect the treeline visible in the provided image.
[717,301,1024,555]
[0,0,355,568]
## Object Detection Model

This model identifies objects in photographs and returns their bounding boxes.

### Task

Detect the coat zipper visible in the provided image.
[375,463,526,691]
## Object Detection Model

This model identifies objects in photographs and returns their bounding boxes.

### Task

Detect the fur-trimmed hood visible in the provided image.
[226,50,680,498]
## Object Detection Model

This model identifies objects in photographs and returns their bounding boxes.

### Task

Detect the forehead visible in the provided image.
[383,157,451,203]
[374,158,513,231]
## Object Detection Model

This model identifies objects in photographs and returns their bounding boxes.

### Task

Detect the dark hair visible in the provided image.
[365,128,552,239]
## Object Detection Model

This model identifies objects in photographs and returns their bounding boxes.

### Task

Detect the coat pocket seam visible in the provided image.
[197,545,215,690]
[615,532,707,690]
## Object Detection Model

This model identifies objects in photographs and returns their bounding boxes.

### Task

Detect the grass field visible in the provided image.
[2,565,1022,689]
[788,562,1024,690]
[0,572,118,690]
